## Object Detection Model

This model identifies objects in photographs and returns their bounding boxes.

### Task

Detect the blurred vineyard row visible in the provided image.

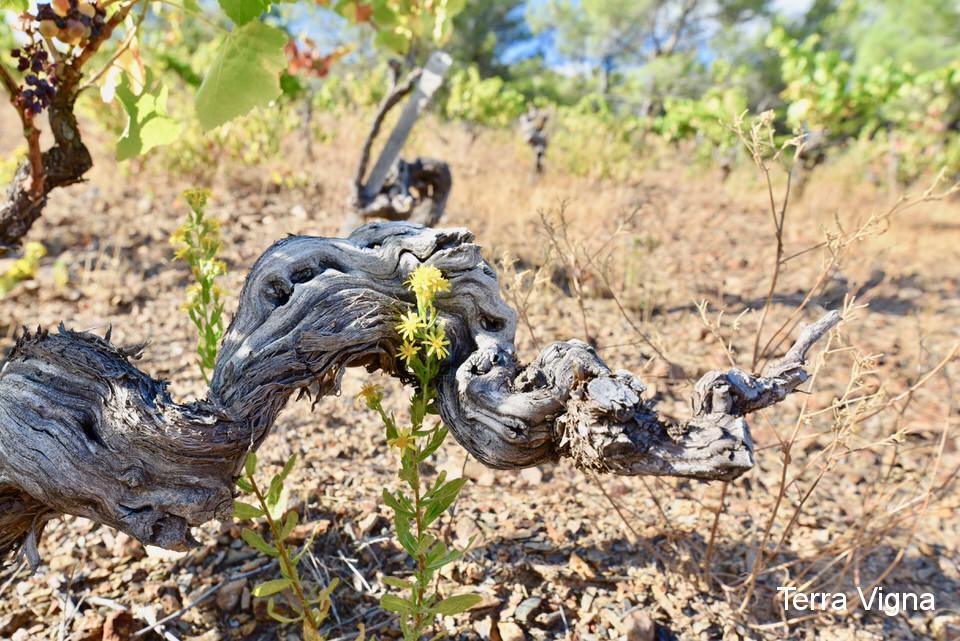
[3,0,958,188]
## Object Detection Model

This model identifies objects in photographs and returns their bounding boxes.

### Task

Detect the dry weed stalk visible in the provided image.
[538,202,673,368]
[707,118,960,632]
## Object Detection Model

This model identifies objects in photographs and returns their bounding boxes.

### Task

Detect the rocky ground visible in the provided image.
[1,110,959,641]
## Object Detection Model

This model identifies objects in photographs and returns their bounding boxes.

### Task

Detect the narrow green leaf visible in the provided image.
[195,22,287,131]
[380,594,413,615]
[423,477,467,526]
[394,514,418,557]
[427,548,462,570]
[418,426,448,462]
[235,477,253,493]
[241,527,278,557]
[382,576,415,591]
[232,501,264,520]
[280,510,299,539]
[433,593,482,616]
[292,524,321,564]
[252,578,291,597]
[244,452,257,476]
[267,597,302,624]
[267,474,283,508]
[279,454,298,482]
[382,489,414,517]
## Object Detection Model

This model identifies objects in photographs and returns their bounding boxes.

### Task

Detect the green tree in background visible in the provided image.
[449,0,530,77]
[525,0,768,95]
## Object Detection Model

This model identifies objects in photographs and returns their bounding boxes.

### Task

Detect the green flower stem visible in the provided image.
[248,472,320,634]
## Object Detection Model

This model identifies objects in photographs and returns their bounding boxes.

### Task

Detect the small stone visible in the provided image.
[159,592,182,616]
[145,545,187,561]
[455,517,481,548]
[102,611,135,641]
[514,597,543,624]
[624,610,655,641]
[519,467,543,485]
[216,578,247,612]
[498,621,525,641]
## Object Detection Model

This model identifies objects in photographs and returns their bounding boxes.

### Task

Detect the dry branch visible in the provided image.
[0,223,839,563]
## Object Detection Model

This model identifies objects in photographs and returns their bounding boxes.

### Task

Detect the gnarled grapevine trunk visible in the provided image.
[0,222,839,564]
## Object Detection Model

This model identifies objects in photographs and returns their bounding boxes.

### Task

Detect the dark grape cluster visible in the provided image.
[35,0,107,45]
[10,44,57,114]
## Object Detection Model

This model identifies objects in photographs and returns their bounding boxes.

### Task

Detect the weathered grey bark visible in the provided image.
[362,52,450,198]
[344,53,453,234]
[0,223,840,564]
[343,157,452,234]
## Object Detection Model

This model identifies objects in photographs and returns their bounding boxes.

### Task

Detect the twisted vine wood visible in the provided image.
[0,222,840,566]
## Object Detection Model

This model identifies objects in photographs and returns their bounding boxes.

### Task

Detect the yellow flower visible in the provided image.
[395,310,422,342]
[424,326,449,361]
[398,341,419,365]
[406,264,450,302]
[356,383,383,409]
[388,427,416,452]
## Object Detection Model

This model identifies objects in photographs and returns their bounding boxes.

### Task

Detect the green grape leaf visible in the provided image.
[371,0,396,26]
[115,71,183,162]
[232,500,264,520]
[0,0,28,11]
[241,527,278,557]
[375,29,409,55]
[195,22,287,131]
[433,593,482,616]
[380,594,413,615]
[217,0,270,25]
[252,578,292,597]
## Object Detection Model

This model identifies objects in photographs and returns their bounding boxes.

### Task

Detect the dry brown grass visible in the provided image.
[1,107,959,640]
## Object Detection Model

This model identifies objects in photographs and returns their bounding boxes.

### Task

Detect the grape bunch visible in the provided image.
[10,44,57,115]
[35,0,106,46]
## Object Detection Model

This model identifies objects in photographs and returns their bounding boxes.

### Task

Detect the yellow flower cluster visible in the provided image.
[405,264,450,302]
[356,383,384,410]
[394,264,451,367]
[387,426,416,452]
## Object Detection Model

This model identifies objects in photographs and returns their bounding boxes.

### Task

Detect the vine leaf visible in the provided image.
[116,71,183,161]
[0,0,27,11]
[217,0,271,26]
[195,22,287,131]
